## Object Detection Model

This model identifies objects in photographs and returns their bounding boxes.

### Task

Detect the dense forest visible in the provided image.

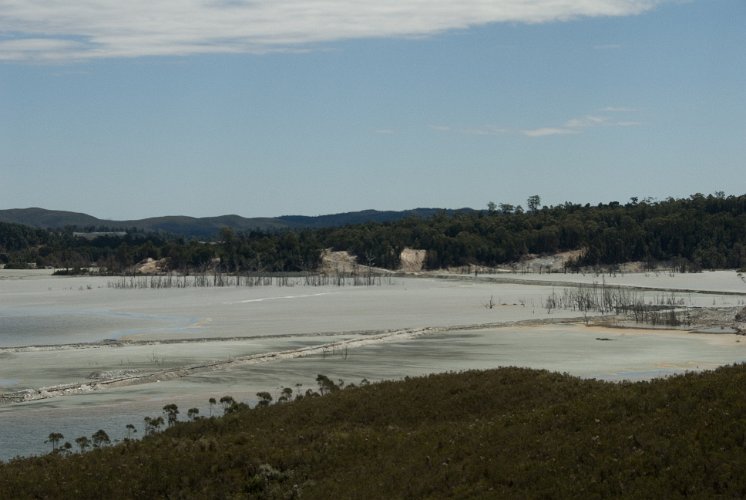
[2,193,745,273]
[2,365,746,498]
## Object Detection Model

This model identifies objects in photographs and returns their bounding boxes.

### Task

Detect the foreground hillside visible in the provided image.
[2,366,746,498]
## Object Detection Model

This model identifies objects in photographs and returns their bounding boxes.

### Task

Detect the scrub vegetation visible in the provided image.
[2,365,746,498]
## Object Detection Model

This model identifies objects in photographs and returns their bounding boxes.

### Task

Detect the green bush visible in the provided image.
[2,365,746,498]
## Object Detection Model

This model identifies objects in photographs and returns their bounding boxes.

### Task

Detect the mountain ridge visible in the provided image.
[0,207,474,238]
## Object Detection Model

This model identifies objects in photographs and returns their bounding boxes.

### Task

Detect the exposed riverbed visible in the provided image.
[1,269,744,460]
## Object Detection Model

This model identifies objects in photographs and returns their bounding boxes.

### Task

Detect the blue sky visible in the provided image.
[1,0,744,219]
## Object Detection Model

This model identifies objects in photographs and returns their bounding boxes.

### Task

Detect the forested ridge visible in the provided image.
[2,193,745,272]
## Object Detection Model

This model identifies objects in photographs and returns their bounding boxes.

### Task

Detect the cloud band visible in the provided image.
[1,1,665,62]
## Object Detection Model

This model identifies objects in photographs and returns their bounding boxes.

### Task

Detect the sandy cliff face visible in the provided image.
[136,258,168,274]
[320,249,359,274]
[320,248,427,273]
[399,248,426,272]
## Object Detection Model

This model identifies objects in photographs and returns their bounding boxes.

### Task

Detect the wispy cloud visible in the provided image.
[431,124,508,136]
[461,125,509,136]
[564,115,609,128]
[433,108,640,139]
[0,1,668,62]
[522,127,579,138]
[521,109,641,137]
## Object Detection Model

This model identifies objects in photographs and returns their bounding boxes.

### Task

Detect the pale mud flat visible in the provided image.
[467,269,746,295]
[1,269,745,460]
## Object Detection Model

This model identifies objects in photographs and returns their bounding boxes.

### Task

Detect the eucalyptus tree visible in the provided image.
[499,203,514,215]
[92,429,111,448]
[219,395,235,414]
[75,436,91,453]
[316,374,340,395]
[125,424,137,440]
[144,416,164,435]
[256,392,273,407]
[162,403,180,427]
[277,387,293,403]
[46,432,64,452]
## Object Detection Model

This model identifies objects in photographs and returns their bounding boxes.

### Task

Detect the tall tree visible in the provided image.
[46,432,64,452]
[92,429,110,448]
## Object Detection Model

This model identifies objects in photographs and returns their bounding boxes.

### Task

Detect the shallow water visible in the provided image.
[1,269,745,460]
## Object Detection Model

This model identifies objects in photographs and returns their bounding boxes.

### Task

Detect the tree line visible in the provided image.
[1,192,745,273]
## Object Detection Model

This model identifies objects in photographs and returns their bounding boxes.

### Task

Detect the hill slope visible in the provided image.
[0,207,468,238]
[0,208,102,229]
[1,365,745,498]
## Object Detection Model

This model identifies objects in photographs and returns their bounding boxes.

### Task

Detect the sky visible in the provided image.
[1,0,745,220]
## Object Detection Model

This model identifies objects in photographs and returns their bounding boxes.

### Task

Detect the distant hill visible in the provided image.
[0,208,103,230]
[0,207,472,238]
[277,208,473,229]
